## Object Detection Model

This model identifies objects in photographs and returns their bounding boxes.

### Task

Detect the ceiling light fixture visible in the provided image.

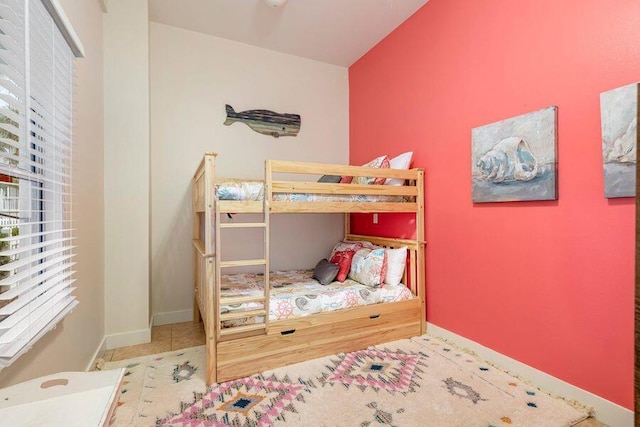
[264,0,288,8]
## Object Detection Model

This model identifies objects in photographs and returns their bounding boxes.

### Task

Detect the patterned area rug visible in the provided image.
[102,334,591,426]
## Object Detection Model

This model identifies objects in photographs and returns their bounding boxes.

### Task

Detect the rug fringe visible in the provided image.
[421,333,596,419]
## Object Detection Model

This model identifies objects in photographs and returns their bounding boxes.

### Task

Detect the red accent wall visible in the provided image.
[349,0,639,409]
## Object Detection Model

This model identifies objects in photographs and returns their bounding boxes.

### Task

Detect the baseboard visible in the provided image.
[85,335,108,372]
[104,327,151,350]
[426,322,634,427]
[152,309,193,326]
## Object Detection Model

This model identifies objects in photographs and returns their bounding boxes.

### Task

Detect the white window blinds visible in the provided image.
[0,0,83,367]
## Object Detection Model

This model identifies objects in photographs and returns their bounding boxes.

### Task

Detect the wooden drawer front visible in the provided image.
[266,298,421,335]
[216,303,421,382]
[218,302,420,362]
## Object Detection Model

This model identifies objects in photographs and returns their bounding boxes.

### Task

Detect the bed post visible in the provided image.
[344,211,351,238]
[264,160,272,332]
[193,168,202,324]
[416,169,426,335]
[204,153,218,385]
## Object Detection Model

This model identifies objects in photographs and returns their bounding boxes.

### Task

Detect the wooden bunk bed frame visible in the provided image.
[193,152,425,385]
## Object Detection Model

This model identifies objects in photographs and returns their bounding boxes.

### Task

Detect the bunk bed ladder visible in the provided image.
[216,177,270,341]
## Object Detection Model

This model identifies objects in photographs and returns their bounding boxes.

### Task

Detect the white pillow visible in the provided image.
[384,246,407,285]
[385,151,413,186]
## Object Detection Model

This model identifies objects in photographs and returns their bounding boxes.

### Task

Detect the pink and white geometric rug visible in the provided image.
[102,334,591,426]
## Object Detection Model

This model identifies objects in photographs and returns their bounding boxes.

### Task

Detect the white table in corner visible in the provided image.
[0,369,125,427]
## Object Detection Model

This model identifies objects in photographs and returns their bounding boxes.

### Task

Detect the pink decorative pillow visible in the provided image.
[354,155,390,185]
[330,249,356,282]
[339,155,390,185]
[365,155,390,168]
[330,240,364,259]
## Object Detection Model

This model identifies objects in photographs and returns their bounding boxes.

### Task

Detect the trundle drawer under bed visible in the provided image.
[216,298,422,382]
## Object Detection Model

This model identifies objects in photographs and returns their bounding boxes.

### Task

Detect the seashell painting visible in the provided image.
[471,106,557,203]
[600,82,638,198]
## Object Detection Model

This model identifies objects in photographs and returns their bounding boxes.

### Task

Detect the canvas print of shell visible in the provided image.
[600,82,638,198]
[471,106,557,203]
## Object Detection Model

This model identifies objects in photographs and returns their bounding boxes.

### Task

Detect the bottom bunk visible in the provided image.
[193,236,426,386]
[220,269,413,327]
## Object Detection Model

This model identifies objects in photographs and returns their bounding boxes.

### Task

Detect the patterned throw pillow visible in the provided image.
[329,240,364,260]
[348,248,387,287]
[353,155,391,185]
[330,249,356,282]
[339,155,390,185]
[349,241,407,286]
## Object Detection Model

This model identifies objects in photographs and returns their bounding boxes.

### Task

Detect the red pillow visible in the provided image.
[330,249,356,282]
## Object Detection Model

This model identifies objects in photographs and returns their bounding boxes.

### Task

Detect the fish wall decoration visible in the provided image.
[223,104,301,138]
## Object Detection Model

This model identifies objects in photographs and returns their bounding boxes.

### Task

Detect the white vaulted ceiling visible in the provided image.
[148,0,429,67]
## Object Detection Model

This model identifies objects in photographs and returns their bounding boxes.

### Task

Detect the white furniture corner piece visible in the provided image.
[0,369,124,426]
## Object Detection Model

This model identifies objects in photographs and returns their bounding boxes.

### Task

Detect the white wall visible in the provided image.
[103,0,150,346]
[150,23,349,323]
[0,0,106,386]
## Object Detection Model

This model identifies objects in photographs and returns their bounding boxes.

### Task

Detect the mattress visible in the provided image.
[216,180,407,202]
[220,270,413,327]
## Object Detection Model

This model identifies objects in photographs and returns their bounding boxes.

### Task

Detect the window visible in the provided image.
[0,0,83,367]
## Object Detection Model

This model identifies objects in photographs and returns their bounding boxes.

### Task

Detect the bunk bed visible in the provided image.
[192,152,425,385]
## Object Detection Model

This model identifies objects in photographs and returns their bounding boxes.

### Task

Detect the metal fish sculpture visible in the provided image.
[223,104,301,138]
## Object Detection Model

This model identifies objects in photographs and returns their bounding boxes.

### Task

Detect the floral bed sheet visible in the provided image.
[220,270,413,327]
[216,181,406,202]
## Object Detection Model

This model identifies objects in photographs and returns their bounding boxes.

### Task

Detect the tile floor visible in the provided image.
[99,321,608,426]
[99,321,205,363]
[575,418,608,427]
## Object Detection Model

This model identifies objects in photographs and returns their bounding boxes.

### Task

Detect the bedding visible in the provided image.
[216,180,407,202]
[330,249,356,282]
[352,154,390,185]
[383,246,408,285]
[220,270,413,327]
[386,151,414,186]
[312,259,340,285]
[330,239,407,286]
[348,247,387,287]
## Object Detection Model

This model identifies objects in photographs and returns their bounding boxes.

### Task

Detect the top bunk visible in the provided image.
[194,152,424,214]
